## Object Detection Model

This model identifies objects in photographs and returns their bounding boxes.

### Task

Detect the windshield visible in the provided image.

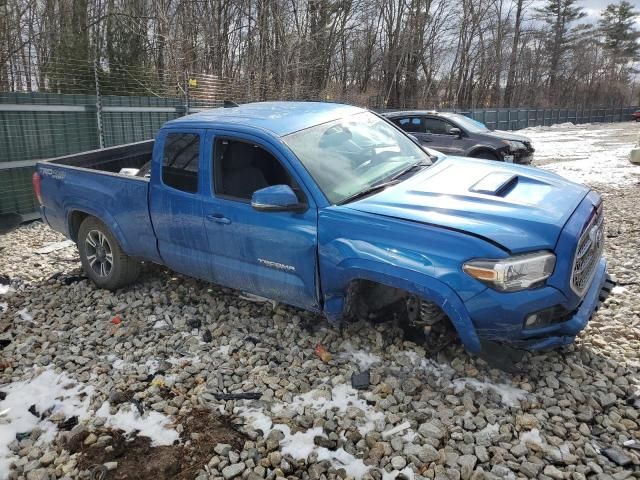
[447,114,490,133]
[284,112,430,204]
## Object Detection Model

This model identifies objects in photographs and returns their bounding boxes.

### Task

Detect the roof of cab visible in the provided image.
[165,101,365,137]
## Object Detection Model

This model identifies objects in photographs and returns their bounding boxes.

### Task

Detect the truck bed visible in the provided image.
[37,140,162,264]
[46,140,153,175]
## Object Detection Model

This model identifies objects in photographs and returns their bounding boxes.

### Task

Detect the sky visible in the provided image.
[531,0,640,28]
[578,0,640,27]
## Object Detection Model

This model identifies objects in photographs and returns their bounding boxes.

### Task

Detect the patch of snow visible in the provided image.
[288,384,384,435]
[383,467,415,480]
[153,319,168,329]
[15,309,33,323]
[239,408,273,434]
[316,447,371,479]
[217,345,231,356]
[611,286,627,295]
[95,402,179,446]
[522,125,640,187]
[402,351,452,378]
[0,303,7,314]
[0,369,94,478]
[453,378,529,407]
[145,359,160,375]
[0,285,13,296]
[262,424,373,479]
[519,428,545,447]
[238,384,388,478]
[403,430,418,442]
[341,342,381,369]
[35,239,75,254]
[279,425,320,459]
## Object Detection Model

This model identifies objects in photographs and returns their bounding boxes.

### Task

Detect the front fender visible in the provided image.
[318,208,508,354]
[322,259,482,353]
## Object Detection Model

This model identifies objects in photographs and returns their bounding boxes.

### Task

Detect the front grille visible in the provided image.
[571,204,604,295]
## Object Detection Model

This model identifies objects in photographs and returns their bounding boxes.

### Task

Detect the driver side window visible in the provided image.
[213,139,302,201]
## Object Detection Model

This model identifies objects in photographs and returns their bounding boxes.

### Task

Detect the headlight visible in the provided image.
[502,140,526,151]
[463,251,556,292]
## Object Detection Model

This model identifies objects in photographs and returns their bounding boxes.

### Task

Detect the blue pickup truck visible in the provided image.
[34,102,608,359]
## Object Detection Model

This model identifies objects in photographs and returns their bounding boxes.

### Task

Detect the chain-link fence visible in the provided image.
[1,59,638,218]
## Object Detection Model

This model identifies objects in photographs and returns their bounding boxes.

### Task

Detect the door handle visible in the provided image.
[206,213,231,225]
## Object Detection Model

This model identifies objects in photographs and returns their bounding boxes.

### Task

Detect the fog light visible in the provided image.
[524,305,572,329]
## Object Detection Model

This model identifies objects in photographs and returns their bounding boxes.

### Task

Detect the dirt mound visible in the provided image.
[76,409,246,480]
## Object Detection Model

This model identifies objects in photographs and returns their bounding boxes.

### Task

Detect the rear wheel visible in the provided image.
[77,217,140,290]
[472,150,500,161]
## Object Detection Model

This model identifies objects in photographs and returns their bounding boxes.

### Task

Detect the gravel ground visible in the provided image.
[1,122,639,480]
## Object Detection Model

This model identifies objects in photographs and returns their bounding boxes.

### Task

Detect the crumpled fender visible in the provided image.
[322,258,481,354]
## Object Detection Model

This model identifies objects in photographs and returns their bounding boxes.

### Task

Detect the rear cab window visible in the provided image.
[162,133,200,193]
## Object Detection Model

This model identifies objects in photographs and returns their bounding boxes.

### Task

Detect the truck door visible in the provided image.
[149,129,211,280]
[201,133,319,310]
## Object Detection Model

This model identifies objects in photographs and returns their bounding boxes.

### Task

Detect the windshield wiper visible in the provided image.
[338,179,402,205]
[389,160,431,181]
[338,160,430,205]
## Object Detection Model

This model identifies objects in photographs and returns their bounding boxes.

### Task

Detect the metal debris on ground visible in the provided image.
[212,392,261,401]
[202,328,212,343]
[186,318,202,330]
[351,370,370,391]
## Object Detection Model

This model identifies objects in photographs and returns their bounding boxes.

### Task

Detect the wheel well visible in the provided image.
[470,148,499,160]
[343,279,446,326]
[69,211,91,242]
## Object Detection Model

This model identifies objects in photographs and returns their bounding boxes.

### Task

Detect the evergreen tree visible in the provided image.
[536,0,586,101]
[599,1,640,63]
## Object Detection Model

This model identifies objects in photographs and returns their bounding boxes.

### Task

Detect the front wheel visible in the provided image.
[472,150,500,161]
[77,217,140,290]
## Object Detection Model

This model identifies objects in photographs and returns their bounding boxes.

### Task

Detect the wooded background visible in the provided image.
[1,0,639,109]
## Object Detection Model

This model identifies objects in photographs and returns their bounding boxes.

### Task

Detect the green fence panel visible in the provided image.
[1,94,638,218]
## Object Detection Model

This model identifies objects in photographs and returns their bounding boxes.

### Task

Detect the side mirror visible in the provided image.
[449,127,462,138]
[251,185,306,213]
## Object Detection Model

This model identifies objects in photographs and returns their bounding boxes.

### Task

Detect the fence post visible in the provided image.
[93,60,105,149]
[184,72,190,116]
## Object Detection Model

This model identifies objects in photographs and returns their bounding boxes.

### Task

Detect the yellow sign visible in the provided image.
[188,78,198,88]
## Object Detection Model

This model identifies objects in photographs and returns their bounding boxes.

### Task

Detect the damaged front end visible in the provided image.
[342,280,457,352]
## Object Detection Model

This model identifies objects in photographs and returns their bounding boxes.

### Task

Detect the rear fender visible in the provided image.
[65,205,131,255]
[323,261,481,353]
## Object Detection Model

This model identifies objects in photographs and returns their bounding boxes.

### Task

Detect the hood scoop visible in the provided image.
[469,172,518,196]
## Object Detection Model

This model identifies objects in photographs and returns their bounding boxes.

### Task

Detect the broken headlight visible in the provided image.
[502,140,526,151]
[463,251,556,292]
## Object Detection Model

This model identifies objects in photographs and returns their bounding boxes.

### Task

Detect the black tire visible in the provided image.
[472,150,501,161]
[77,217,140,290]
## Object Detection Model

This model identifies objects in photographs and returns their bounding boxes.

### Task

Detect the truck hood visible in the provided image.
[346,157,590,253]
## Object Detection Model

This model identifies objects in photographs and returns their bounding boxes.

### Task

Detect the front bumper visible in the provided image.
[465,258,607,352]
[503,150,534,165]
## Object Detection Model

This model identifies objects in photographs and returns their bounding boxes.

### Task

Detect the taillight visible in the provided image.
[32,171,43,205]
